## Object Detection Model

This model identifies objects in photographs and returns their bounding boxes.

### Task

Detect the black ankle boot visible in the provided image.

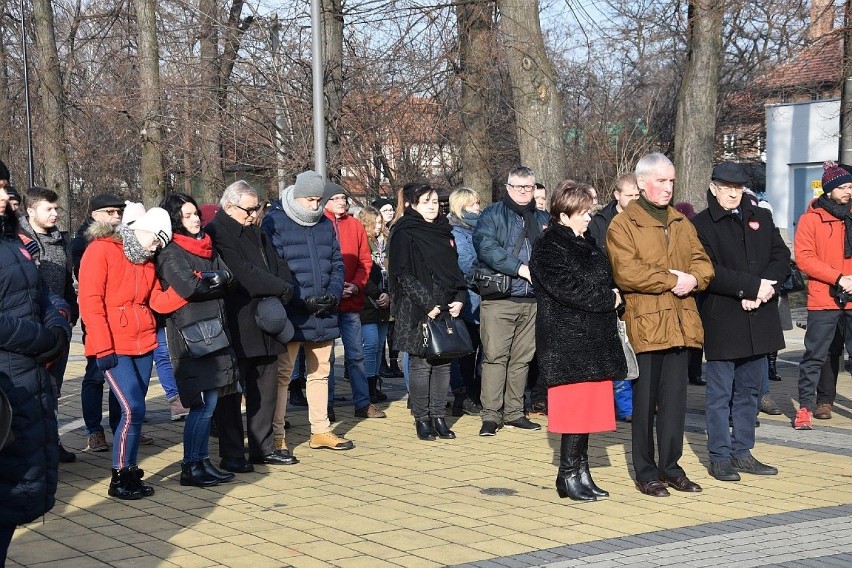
[415,419,436,441]
[108,468,143,500]
[127,466,155,497]
[368,376,388,403]
[578,435,608,497]
[555,434,596,502]
[768,352,781,381]
[180,461,219,487]
[431,417,456,439]
[201,458,235,483]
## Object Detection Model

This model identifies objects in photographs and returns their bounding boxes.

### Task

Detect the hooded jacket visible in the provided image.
[795,198,852,311]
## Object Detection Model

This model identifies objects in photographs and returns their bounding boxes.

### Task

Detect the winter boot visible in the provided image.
[578,434,608,497]
[108,468,143,500]
[180,461,220,487]
[368,376,388,403]
[768,352,781,381]
[555,434,596,502]
[128,466,155,497]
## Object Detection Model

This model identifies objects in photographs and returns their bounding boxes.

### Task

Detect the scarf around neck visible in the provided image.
[448,209,480,232]
[503,195,542,244]
[173,232,214,259]
[117,224,155,264]
[281,186,325,226]
[816,193,852,258]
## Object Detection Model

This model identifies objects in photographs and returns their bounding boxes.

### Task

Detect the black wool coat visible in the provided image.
[206,209,294,359]
[529,223,627,386]
[692,191,790,360]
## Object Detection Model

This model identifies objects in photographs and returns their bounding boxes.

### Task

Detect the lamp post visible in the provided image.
[311,0,326,179]
[19,0,35,188]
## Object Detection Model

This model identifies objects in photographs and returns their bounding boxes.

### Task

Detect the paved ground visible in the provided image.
[6,322,852,568]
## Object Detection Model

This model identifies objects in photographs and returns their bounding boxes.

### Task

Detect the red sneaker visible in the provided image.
[793,407,813,430]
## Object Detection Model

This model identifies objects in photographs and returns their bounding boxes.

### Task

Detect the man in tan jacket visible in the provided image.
[607,153,714,498]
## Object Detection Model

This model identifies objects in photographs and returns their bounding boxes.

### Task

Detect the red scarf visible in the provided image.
[173,232,213,259]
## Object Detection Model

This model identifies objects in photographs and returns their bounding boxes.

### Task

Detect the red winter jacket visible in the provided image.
[795,199,852,311]
[78,224,185,357]
[324,210,372,313]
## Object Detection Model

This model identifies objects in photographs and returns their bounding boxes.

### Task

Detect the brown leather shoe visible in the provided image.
[660,475,702,492]
[635,480,670,497]
[814,403,833,420]
[354,403,386,418]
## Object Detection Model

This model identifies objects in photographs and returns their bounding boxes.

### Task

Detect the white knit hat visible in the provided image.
[130,207,172,248]
[122,201,146,225]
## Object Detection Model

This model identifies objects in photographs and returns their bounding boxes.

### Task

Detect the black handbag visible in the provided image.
[422,313,474,360]
[780,261,806,293]
[179,317,229,358]
[472,233,526,300]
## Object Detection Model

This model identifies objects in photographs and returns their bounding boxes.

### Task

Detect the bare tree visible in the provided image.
[134,0,165,206]
[323,0,344,181]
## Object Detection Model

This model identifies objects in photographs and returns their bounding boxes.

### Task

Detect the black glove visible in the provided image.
[304,295,322,314]
[96,353,118,371]
[35,327,69,364]
[314,294,339,315]
[200,270,233,289]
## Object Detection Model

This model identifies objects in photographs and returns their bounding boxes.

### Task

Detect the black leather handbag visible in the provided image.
[179,317,229,358]
[422,313,474,360]
[780,261,806,293]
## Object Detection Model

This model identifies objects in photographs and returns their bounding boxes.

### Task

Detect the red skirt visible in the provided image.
[547,380,616,434]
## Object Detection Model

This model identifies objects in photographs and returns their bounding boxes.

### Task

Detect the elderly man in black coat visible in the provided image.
[692,162,790,482]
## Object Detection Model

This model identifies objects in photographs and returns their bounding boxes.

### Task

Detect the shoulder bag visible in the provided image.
[423,312,474,360]
[179,317,229,358]
[472,231,526,300]
[617,318,640,380]
[780,261,806,293]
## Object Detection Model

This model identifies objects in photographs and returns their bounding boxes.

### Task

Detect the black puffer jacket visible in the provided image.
[0,236,67,527]
[530,224,627,386]
[155,235,238,407]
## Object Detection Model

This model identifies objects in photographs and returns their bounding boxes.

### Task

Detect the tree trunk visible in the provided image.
[674,0,723,208]
[198,0,224,203]
[31,0,71,228]
[456,0,494,204]
[497,0,564,192]
[322,0,344,182]
[135,0,165,206]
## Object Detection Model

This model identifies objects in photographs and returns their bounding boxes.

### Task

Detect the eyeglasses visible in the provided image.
[94,208,123,216]
[328,195,349,202]
[712,183,744,195]
[507,184,535,193]
[234,203,262,215]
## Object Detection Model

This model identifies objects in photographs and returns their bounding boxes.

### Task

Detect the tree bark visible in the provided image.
[198,0,224,203]
[497,0,564,192]
[674,0,723,208]
[322,0,344,182]
[135,0,165,206]
[31,0,71,228]
[456,0,494,204]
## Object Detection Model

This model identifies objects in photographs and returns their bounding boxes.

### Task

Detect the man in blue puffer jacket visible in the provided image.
[0,185,71,564]
[262,170,353,456]
[473,166,550,437]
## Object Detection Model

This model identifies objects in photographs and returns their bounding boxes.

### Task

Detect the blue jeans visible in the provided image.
[154,327,179,401]
[104,353,153,469]
[362,322,389,378]
[614,380,633,419]
[402,352,410,391]
[705,356,764,463]
[328,312,370,409]
[183,388,219,462]
[291,346,306,381]
[81,356,120,435]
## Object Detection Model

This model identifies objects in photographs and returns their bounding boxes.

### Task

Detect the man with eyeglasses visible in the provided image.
[473,166,549,436]
[692,161,788,482]
[207,180,296,472]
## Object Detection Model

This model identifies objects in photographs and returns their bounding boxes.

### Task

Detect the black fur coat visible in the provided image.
[529,223,628,386]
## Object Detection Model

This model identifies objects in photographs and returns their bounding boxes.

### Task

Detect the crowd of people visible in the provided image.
[2,152,850,562]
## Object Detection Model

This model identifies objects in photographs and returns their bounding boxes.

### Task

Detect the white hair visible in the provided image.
[635,153,674,179]
[219,180,257,208]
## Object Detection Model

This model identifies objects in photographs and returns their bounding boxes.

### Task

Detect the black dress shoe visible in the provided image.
[431,417,456,439]
[180,461,219,487]
[201,458,235,483]
[660,475,702,492]
[731,455,778,475]
[635,480,670,497]
[58,444,76,463]
[479,421,500,436]
[504,416,541,430]
[415,420,436,441]
[689,375,707,386]
[708,460,741,481]
[250,450,299,465]
[219,457,254,473]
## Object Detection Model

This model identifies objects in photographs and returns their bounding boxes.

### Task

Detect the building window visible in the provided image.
[723,133,737,157]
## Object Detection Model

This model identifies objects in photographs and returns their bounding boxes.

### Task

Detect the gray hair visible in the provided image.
[635,153,674,179]
[219,180,257,208]
[507,166,535,182]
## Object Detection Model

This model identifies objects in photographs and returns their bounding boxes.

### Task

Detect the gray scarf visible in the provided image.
[117,224,154,264]
[281,186,325,226]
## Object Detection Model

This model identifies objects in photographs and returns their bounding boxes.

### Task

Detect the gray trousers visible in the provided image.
[409,356,451,420]
[798,310,852,410]
[478,299,537,424]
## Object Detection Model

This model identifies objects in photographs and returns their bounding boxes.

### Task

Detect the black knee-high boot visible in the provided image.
[556,434,596,501]
[578,434,608,497]
[768,352,781,381]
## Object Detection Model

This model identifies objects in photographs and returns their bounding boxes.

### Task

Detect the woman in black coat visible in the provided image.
[156,194,239,487]
[529,180,627,502]
[389,184,468,440]
[0,187,69,563]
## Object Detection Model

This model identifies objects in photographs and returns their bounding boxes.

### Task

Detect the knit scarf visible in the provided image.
[173,232,214,259]
[448,209,480,231]
[118,224,154,264]
[816,193,852,258]
[503,195,541,244]
[638,195,669,225]
[281,186,325,226]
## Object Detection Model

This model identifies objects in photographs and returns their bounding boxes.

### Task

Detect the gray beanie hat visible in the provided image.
[293,170,325,199]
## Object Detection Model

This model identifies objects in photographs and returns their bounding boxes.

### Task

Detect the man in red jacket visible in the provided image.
[794,161,852,430]
[324,182,385,418]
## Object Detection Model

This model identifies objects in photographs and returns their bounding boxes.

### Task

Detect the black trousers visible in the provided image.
[817,321,845,406]
[214,355,278,459]
[632,348,688,482]
[0,525,13,566]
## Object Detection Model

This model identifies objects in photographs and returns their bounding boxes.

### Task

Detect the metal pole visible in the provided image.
[19,0,35,188]
[841,0,852,163]
[311,0,326,179]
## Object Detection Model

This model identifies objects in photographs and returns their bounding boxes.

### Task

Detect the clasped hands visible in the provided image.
[742,279,777,311]
[427,302,463,320]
